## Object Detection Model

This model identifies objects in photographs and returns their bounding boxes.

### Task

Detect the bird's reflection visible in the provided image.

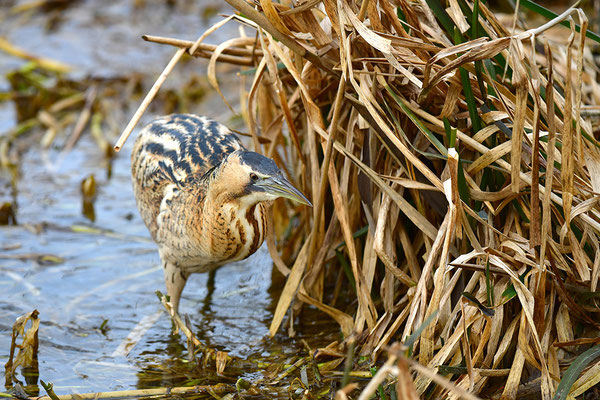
[201,269,217,315]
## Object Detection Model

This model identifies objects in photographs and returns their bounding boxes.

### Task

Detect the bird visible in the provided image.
[130,113,311,313]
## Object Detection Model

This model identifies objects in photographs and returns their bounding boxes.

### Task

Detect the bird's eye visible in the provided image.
[250,173,259,182]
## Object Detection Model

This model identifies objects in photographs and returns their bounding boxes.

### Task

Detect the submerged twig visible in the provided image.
[30,384,232,400]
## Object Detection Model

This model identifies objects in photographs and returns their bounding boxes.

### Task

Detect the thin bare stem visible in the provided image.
[113,47,186,151]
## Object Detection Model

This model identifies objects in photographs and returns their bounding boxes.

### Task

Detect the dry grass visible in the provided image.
[132,0,600,398]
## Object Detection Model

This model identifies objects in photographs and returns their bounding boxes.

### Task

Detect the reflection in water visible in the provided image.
[201,269,216,316]
[22,366,40,398]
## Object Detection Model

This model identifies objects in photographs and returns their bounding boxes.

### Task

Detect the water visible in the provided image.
[0,0,236,79]
[1,125,278,392]
[0,1,338,396]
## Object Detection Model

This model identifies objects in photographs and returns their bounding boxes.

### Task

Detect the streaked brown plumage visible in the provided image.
[131,114,311,312]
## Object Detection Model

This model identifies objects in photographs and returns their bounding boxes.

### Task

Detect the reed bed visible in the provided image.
[120,0,600,398]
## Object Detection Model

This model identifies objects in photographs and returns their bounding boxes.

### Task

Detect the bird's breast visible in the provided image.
[154,192,268,273]
[209,202,267,263]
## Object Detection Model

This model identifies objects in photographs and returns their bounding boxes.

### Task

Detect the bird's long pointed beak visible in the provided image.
[262,176,312,206]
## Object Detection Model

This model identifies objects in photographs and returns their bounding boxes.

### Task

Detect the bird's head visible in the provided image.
[214,150,312,207]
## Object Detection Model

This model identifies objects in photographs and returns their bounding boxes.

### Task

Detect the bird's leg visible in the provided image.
[163,260,188,314]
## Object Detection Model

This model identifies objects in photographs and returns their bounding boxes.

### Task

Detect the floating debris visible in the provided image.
[80,174,96,222]
[4,310,40,390]
[0,202,17,225]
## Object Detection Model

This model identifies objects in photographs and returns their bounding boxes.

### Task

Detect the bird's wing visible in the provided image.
[174,114,246,176]
[131,114,245,242]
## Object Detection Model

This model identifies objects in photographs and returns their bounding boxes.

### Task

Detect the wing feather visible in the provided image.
[131,114,245,240]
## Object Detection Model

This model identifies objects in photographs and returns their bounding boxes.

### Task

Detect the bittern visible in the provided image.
[131,114,311,312]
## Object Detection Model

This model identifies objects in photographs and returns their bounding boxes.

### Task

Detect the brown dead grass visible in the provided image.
[136,0,600,398]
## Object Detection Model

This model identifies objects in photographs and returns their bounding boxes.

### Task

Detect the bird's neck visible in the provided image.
[198,191,268,263]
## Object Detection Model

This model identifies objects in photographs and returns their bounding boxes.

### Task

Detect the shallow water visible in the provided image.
[0,0,236,79]
[0,1,338,396]
[2,134,272,391]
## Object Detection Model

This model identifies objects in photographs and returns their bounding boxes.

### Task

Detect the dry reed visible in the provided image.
[127,0,600,398]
